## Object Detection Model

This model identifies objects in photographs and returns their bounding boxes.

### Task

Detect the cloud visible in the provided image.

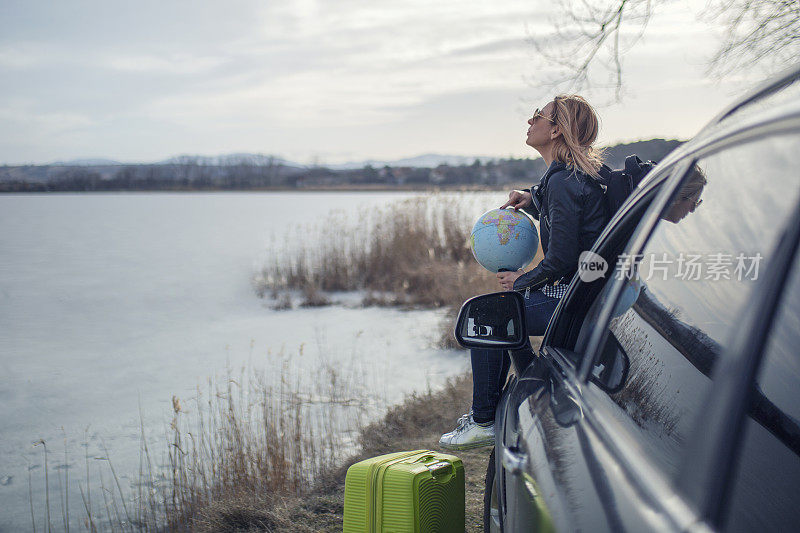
[0,45,39,68]
[0,0,778,164]
[0,99,96,138]
[105,53,226,74]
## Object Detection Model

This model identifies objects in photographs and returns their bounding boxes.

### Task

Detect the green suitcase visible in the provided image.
[343,449,465,532]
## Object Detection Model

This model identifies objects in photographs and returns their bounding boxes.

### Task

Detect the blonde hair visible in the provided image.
[550,94,604,178]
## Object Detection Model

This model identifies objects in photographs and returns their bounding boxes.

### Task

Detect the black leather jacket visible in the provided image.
[513,161,609,291]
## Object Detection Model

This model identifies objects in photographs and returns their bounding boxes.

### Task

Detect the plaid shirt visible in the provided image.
[540,281,568,299]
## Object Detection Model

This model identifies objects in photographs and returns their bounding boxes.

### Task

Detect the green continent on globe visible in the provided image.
[480,210,527,245]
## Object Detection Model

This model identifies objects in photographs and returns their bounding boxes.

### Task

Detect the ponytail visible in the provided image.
[550,94,604,179]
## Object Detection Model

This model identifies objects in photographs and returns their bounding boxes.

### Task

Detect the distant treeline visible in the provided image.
[0,139,682,192]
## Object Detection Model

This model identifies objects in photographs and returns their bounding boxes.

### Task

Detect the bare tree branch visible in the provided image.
[530,0,653,100]
[529,0,800,99]
[704,0,800,77]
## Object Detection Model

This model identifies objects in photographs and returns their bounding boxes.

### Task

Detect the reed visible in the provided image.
[253,196,499,311]
[27,364,477,531]
[148,352,376,530]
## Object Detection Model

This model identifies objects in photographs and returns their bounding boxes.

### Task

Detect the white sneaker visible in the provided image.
[438,413,494,450]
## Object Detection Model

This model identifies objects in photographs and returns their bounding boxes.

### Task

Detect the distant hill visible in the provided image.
[50,158,123,166]
[0,139,684,192]
[158,153,304,168]
[601,138,683,168]
[330,154,495,170]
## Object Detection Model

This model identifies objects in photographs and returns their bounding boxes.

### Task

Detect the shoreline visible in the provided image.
[0,184,520,194]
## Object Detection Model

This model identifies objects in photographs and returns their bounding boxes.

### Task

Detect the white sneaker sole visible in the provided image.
[438,437,494,451]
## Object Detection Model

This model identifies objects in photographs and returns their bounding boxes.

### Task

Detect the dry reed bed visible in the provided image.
[192,372,482,532]
[253,196,499,309]
[156,357,376,531]
[27,368,490,532]
[29,352,379,532]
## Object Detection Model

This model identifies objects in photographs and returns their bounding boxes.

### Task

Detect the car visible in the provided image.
[455,63,800,532]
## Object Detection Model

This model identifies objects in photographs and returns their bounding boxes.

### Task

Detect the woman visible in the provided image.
[439,94,609,450]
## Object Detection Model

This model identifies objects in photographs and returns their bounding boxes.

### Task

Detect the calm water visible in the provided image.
[0,191,497,531]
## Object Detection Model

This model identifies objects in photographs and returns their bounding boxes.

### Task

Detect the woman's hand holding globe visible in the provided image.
[499,189,532,210]
[497,269,523,290]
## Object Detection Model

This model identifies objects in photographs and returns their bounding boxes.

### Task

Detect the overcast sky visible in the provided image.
[0,0,770,165]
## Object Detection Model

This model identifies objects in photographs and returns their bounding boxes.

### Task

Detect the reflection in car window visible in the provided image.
[726,249,800,532]
[592,133,800,479]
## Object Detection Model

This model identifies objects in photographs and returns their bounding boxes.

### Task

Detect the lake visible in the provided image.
[0,191,501,531]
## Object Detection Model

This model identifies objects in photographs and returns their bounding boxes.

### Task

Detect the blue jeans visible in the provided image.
[470,290,560,424]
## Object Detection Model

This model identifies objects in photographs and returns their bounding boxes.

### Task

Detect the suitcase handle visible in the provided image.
[426,460,454,481]
[412,453,455,481]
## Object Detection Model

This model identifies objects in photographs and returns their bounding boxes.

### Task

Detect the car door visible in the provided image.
[719,218,800,532]
[503,123,800,531]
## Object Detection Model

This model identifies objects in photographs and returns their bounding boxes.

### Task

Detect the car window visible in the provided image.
[583,132,800,479]
[724,248,800,532]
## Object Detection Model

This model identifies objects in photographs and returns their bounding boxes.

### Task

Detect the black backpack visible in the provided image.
[528,154,656,225]
[599,155,656,215]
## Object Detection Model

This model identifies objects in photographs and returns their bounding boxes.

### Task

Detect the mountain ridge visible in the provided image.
[35,138,682,171]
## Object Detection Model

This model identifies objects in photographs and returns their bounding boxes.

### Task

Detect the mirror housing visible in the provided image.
[454,291,528,350]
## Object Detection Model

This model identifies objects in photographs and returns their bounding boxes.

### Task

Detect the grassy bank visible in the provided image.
[53,355,489,531]
[56,368,488,531]
[189,372,491,532]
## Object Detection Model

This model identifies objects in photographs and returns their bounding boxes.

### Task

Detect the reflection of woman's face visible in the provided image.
[664,195,702,223]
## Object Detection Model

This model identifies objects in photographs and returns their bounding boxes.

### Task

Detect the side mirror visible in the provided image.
[454,291,528,350]
[589,334,629,393]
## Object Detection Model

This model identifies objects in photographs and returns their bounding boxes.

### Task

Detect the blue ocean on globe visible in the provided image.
[470,208,539,273]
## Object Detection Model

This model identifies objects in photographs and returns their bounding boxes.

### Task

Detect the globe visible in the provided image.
[470,208,539,273]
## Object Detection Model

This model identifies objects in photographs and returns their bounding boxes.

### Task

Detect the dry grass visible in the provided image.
[159,359,374,531]
[253,196,499,311]
[611,354,680,436]
[609,314,680,435]
[43,351,379,532]
[31,361,490,532]
[191,372,492,533]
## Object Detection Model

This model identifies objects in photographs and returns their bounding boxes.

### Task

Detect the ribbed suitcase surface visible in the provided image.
[343,450,465,532]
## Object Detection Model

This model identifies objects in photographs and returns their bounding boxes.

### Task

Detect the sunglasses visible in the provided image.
[532,108,555,124]
[680,196,703,209]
